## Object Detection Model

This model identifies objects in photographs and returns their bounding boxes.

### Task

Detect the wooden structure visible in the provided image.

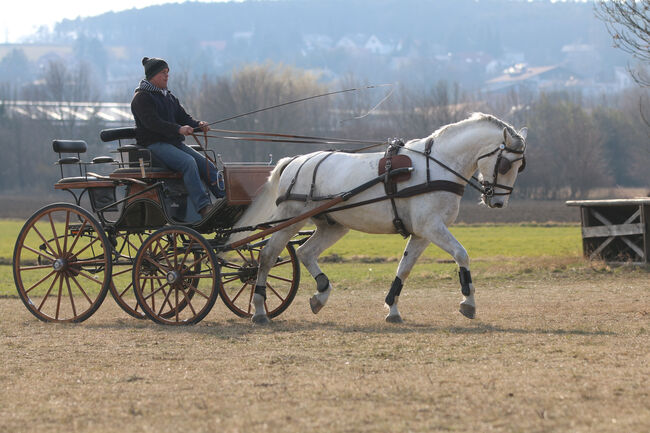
[566,198,650,264]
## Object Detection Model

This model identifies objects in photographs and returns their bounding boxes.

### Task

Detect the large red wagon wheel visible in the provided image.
[132,226,219,325]
[108,231,150,319]
[13,203,112,323]
[219,240,300,319]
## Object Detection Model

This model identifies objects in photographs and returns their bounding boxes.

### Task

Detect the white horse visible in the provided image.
[230,113,528,324]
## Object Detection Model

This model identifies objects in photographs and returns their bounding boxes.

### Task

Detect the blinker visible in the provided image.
[497,156,526,175]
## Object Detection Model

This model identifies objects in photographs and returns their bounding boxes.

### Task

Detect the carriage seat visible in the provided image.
[52,139,116,189]
[100,127,201,180]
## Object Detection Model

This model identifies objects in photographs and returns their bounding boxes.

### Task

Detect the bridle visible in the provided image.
[475,142,526,198]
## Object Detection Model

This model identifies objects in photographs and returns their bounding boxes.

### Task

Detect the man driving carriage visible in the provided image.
[131,56,224,218]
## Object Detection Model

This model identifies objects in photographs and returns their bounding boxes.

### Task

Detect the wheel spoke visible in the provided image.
[183,251,208,270]
[65,275,77,318]
[76,270,106,286]
[21,244,56,262]
[47,212,62,256]
[172,233,178,267]
[156,282,175,317]
[37,273,60,311]
[268,273,292,283]
[154,239,174,269]
[178,287,197,316]
[20,264,55,271]
[178,239,195,268]
[71,235,102,258]
[185,283,210,300]
[143,254,170,274]
[143,280,170,301]
[67,219,89,254]
[31,225,58,258]
[230,282,249,303]
[266,282,284,302]
[55,274,64,320]
[112,267,132,277]
[24,270,57,294]
[62,210,71,253]
[118,281,134,298]
[247,286,254,314]
[220,275,240,283]
[69,273,94,304]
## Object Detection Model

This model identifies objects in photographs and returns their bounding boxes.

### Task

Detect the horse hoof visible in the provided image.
[251,314,270,325]
[385,314,403,324]
[459,303,476,319]
[309,296,324,314]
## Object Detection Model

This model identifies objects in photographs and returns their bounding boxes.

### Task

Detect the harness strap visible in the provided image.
[383,140,410,238]
[310,152,334,199]
[319,180,465,216]
[277,152,325,205]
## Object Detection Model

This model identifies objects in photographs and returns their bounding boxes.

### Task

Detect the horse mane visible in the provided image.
[432,112,522,141]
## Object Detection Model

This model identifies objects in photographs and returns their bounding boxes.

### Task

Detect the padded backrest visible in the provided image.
[52,140,87,154]
[100,127,137,143]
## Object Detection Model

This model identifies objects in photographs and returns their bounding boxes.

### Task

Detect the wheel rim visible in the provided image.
[133,228,219,325]
[109,231,150,319]
[13,204,111,322]
[219,242,299,318]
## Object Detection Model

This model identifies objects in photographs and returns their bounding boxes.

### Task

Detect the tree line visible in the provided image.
[0,61,648,199]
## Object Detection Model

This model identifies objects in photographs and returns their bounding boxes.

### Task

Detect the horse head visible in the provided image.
[476,126,528,208]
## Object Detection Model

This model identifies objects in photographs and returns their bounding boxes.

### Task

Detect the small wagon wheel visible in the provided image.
[219,240,300,319]
[132,226,219,325]
[13,203,112,323]
[108,230,151,319]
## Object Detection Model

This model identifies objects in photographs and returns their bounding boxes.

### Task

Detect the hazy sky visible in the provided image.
[1,0,240,43]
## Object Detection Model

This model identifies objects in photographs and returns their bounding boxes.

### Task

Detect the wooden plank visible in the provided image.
[55,181,115,189]
[582,223,644,238]
[566,198,650,207]
[224,165,273,205]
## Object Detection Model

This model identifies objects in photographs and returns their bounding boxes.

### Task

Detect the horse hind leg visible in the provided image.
[251,223,306,324]
[296,220,349,314]
[385,236,430,323]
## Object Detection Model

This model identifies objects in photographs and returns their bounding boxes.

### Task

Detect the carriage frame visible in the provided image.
[12,127,309,325]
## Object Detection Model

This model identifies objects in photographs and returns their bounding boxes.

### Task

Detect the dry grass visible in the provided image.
[1,266,648,433]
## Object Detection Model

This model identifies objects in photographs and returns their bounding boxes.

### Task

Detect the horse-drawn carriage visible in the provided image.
[14,113,529,325]
[13,127,306,325]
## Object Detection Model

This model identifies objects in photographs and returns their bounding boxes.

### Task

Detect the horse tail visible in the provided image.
[227,156,293,245]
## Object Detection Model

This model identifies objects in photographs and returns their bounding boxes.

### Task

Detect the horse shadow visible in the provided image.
[85,317,616,340]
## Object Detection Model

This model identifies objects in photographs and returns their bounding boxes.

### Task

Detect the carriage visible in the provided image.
[12,127,308,325]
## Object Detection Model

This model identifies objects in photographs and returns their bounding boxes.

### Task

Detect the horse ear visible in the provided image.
[519,127,528,140]
[503,127,512,146]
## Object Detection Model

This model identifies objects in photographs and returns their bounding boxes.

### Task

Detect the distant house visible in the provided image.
[200,40,227,52]
[484,63,576,94]
[364,35,393,55]
[302,34,333,51]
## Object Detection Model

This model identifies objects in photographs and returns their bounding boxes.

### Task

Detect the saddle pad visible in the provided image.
[378,155,412,182]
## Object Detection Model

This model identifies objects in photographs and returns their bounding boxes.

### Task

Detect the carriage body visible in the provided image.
[13,128,303,324]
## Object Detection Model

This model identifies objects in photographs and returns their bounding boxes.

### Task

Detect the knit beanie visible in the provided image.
[142,57,169,80]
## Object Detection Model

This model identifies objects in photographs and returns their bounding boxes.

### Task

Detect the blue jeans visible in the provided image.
[148,142,224,212]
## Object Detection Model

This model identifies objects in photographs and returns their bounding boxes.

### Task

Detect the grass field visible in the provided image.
[1,218,649,433]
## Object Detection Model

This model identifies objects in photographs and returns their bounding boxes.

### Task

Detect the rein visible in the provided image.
[403,139,525,198]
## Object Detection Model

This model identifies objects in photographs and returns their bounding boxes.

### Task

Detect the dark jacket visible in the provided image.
[130,80,199,147]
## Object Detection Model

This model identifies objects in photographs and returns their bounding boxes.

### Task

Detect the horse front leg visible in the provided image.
[385,236,430,323]
[252,224,305,324]
[296,221,349,314]
[421,223,476,319]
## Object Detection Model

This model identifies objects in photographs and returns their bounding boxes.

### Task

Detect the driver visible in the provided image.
[131,56,224,219]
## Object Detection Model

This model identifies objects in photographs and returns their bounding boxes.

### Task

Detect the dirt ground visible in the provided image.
[1,268,648,433]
